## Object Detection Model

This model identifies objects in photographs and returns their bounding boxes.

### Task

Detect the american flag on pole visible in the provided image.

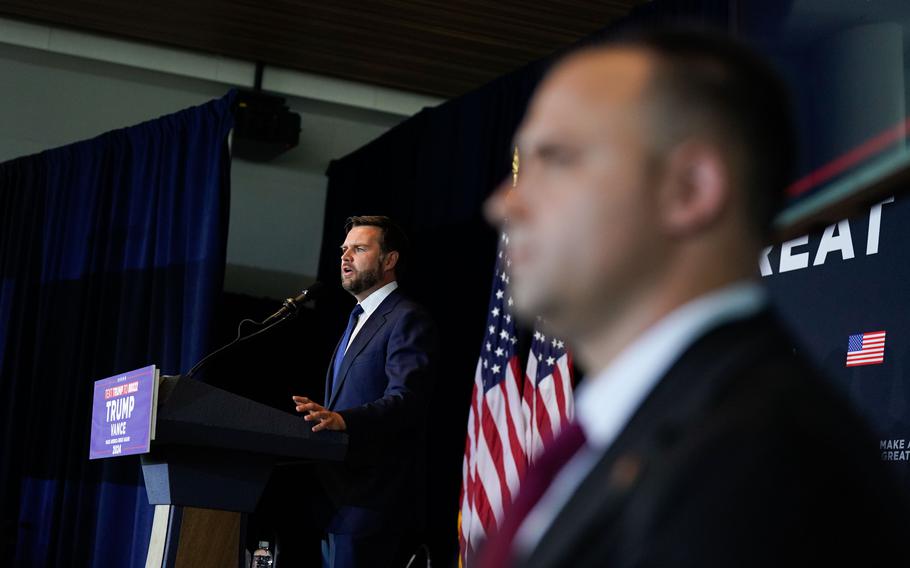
[524,327,575,463]
[846,330,886,367]
[459,234,527,565]
[459,147,576,565]
[458,234,577,565]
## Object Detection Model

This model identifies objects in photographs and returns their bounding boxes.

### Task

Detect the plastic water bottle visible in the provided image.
[252,540,273,568]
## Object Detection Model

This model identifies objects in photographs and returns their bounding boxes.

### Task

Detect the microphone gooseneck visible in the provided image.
[184,282,323,379]
[262,281,324,325]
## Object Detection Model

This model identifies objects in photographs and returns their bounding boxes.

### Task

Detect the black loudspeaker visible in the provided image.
[232,89,301,161]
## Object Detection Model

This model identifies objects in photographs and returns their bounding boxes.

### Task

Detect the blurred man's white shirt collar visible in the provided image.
[578,280,767,447]
[514,280,766,555]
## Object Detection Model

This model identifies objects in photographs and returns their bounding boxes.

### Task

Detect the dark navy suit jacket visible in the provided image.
[515,310,910,567]
[316,287,437,536]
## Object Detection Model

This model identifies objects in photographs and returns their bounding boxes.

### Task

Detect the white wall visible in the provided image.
[0,38,423,297]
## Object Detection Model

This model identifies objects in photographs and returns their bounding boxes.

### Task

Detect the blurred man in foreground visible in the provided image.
[482,27,908,567]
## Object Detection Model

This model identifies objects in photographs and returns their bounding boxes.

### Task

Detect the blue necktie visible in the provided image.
[329,304,364,398]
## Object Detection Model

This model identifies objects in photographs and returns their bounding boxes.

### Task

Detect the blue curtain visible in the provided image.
[0,90,235,566]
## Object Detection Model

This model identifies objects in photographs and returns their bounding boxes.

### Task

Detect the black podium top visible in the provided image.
[142,376,347,512]
[154,375,347,461]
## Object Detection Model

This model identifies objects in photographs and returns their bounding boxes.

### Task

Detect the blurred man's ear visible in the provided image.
[657,140,730,237]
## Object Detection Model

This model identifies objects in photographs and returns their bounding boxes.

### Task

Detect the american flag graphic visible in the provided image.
[458,233,575,565]
[846,330,886,367]
[523,327,574,463]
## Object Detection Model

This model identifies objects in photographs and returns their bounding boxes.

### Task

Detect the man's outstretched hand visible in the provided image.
[292,396,347,432]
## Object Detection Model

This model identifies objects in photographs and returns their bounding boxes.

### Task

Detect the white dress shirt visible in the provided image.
[343,280,398,354]
[514,281,767,554]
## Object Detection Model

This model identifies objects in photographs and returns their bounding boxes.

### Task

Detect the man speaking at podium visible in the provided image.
[292,216,437,568]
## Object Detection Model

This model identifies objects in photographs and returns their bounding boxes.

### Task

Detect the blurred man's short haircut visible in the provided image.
[345,215,410,274]
[601,26,797,237]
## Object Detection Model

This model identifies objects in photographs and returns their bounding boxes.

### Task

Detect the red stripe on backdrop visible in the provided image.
[787,117,910,197]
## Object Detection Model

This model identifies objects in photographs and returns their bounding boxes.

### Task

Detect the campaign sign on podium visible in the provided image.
[89,365,160,459]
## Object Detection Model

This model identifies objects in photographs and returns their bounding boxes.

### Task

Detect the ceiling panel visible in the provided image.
[0,0,640,97]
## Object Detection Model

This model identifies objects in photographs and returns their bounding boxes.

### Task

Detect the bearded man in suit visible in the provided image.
[293,215,437,568]
[481,27,909,568]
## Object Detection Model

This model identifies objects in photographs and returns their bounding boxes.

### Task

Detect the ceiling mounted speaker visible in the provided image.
[232,89,301,162]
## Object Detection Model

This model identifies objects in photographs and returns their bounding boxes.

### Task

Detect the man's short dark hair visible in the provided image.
[344,215,409,274]
[604,26,797,237]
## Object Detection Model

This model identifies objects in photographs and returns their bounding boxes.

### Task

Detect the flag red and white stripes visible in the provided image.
[459,234,575,565]
[524,331,575,463]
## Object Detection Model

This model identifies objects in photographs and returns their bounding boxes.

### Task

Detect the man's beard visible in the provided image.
[342,264,381,295]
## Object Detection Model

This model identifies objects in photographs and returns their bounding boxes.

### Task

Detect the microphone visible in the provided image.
[262,281,324,325]
[184,281,324,379]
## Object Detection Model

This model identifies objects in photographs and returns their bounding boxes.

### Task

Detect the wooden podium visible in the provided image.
[141,375,347,567]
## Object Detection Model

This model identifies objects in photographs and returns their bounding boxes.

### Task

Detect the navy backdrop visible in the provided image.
[765,196,910,484]
[0,91,235,566]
